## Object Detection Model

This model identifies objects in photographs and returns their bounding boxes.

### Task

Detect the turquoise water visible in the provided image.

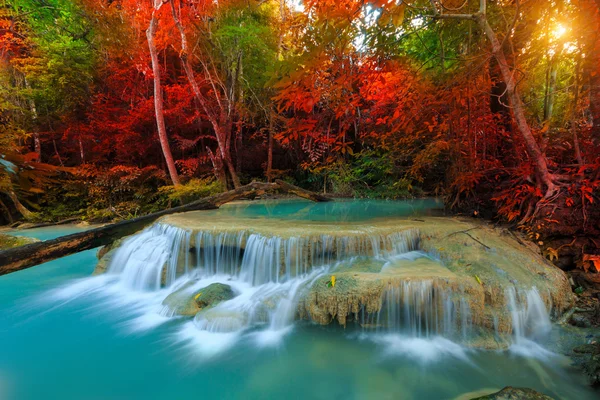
[0,200,596,400]
[204,198,445,221]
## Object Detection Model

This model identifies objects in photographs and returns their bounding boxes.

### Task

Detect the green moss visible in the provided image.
[0,233,38,250]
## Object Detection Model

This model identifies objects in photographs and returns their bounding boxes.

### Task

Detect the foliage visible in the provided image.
[0,0,598,273]
[158,178,224,205]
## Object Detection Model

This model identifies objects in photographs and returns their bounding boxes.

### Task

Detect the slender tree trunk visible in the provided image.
[589,2,600,137]
[216,121,241,188]
[24,78,41,162]
[79,135,85,164]
[169,1,240,188]
[543,54,558,122]
[52,139,64,167]
[572,55,584,165]
[431,0,555,194]
[266,0,286,182]
[0,197,13,224]
[235,123,242,175]
[477,14,555,195]
[207,147,228,189]
[7,190,33,219]
[267,113,275,182]
[147,2,180,186]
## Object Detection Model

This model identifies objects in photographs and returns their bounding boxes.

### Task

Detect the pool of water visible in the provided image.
[202,197,445,222]
[0,200,596,400]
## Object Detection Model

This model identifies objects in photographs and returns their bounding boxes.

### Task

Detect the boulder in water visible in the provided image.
[195,283,235,309]
[162,282,235,317]
[469,386,554,399]
[93,238,124,276]
[573,340,600,387]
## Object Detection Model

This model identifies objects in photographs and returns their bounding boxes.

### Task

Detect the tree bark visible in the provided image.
[147,1,180,186]
[275,179,333,202]
[24,78,41,162]
[571,54,584,165]
[7,190,33,219]
[169,1,241,188]
[543,54,558,123]
[267,112,275,182]
[0,181,331,275]
[589,1,600,138]
[431,0,555,195]
[266,0,285,182]
[475,14,555,195]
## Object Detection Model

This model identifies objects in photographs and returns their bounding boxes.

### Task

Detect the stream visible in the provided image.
[0,200,596,400]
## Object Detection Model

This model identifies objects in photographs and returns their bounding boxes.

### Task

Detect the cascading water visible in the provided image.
[109,223,420,290]
[96,222,424,347]
[360,280,472,341]
[107,223,191,291]
[507,286,552,344]
[75,217,557,357]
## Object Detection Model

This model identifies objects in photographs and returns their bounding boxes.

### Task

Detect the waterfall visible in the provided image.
[107,224,190,291]
[507,287,552,343]
[95,221,555,352]
[107,223,420,289]
[367,281,472,340]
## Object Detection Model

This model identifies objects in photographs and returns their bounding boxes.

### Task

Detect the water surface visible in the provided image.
[0,200,595,400]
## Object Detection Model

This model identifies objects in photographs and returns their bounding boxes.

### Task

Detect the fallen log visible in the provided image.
[0,181,329,276]
[13,217,81,230]
[274,179,332,202]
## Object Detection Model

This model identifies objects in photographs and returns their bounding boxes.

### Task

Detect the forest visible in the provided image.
[1,0,599,271]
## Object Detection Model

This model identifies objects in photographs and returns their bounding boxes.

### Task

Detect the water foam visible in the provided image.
[40,221,559,360]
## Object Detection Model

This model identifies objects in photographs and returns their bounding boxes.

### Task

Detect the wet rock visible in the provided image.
[572,340,600,387]
[161,282,235,317]
[469,386,554,399]
[93,238,124,276]
[0,233,38,250]
[573,343,597,354]
[195,283,234,309]
[161,281,200,316]
[570,314,592,328]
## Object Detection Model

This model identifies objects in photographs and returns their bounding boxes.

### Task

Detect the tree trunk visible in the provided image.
[207,147,228,189]
[572,54,584,165]
[266,0,285,182]
[477,15,555,195]
[267,112,275,182]
[0,181,331,275]
[24,78,41,162]
[169,1,240,188]
[275,180,332,202]
[543,54,558,123]
[235,123,243,176]
[147,2,180,186]
[7,190,33,219]
[589,3,600,138]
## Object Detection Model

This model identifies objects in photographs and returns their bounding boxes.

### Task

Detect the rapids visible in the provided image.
[0,200,596,399]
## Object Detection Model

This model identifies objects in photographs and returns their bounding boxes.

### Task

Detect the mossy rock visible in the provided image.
[573,341,600,386]
[195,283,235,308]
[470,386,554,400]
[93,238,124,276]
[161,282,235,317]
[0,233,39,250]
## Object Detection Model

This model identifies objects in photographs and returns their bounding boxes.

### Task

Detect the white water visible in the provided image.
[506,287,555,360]
[45,221,555,361]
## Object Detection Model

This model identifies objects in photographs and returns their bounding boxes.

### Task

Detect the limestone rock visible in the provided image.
[469,386,554,400]
[195,283,235,309]
[162,282,235,317]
